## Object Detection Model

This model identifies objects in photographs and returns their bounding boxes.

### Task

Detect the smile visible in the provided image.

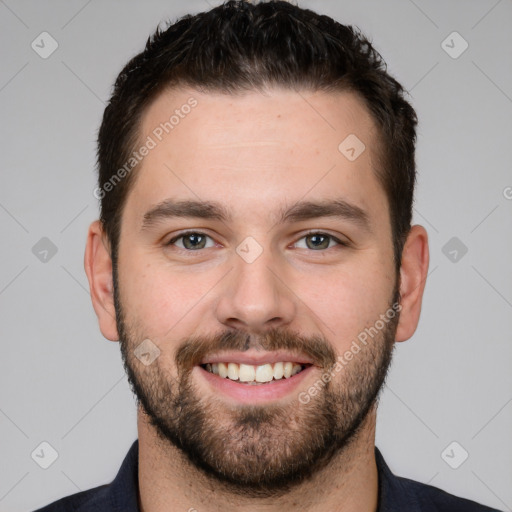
[201,362,310,384]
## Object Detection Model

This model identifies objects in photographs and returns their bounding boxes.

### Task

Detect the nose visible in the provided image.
[214,248,297,333]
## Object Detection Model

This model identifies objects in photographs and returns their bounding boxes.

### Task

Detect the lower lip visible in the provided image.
[195,365,316,404]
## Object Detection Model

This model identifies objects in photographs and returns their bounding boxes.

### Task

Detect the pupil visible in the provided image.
[185,233,205,249]
[307,234,328,250]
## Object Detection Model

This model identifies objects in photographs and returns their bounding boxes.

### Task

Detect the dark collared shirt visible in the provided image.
[34,439,502,511]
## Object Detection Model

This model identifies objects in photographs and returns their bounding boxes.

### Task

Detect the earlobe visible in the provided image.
[395,225,429,343]
[84,220,119,341]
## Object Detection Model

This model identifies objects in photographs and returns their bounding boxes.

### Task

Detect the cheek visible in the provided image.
[292,253,394,346]
[118,251,223,339]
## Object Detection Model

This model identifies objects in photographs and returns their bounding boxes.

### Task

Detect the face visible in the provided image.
[113,87,399,495]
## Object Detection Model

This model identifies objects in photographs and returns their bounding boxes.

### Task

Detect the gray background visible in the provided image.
[1,0,511,510]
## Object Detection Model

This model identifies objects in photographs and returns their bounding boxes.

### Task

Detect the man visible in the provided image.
[35,1,501,511]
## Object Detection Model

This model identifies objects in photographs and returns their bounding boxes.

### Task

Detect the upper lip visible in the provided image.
[199,350,315,366]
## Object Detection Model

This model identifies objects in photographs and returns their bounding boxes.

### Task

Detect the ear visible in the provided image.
[395,224,429,342]
[84,220,119,341]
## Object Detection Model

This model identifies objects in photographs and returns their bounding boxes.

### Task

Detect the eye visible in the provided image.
[294,232,345,251]
[167,232,216,250]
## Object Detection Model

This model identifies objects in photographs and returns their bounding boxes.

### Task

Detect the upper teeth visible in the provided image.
[204,362,304,383]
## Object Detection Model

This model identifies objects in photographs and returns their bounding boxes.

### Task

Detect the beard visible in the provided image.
[113,265,399,498]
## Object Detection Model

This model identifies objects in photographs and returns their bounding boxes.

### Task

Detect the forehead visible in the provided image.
[127,86,386,224]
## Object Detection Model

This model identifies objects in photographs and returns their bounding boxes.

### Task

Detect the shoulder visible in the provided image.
[375,447,502,512]
[396,474,502,512]
[32,484,110,512]
[32,439,140,512]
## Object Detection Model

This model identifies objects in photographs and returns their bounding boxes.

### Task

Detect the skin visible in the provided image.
[84,87,429,512]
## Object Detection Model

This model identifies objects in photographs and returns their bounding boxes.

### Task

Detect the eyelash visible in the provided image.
[167,231,217,250]
[166,230,348,251]
[299,230,349,247]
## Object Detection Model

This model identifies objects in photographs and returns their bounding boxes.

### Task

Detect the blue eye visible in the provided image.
[294,232,344,250]
[166,231,346,252]
[168,232,215,250]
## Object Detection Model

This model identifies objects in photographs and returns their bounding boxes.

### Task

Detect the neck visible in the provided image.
[137,405,379,512]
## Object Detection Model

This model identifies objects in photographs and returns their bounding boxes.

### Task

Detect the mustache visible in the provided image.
[175,327,337,371]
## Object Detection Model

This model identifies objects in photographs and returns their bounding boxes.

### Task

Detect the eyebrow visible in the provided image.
[278,199,371,231]
[141,200,230,231]
[141,198,371,232]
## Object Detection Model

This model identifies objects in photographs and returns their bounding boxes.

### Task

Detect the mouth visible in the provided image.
[196,354,316,403]
[200,361,312,385]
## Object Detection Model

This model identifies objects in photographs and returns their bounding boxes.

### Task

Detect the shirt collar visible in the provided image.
[100,440,421,512]
[87,439,140,512]
[375,446,423,512]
